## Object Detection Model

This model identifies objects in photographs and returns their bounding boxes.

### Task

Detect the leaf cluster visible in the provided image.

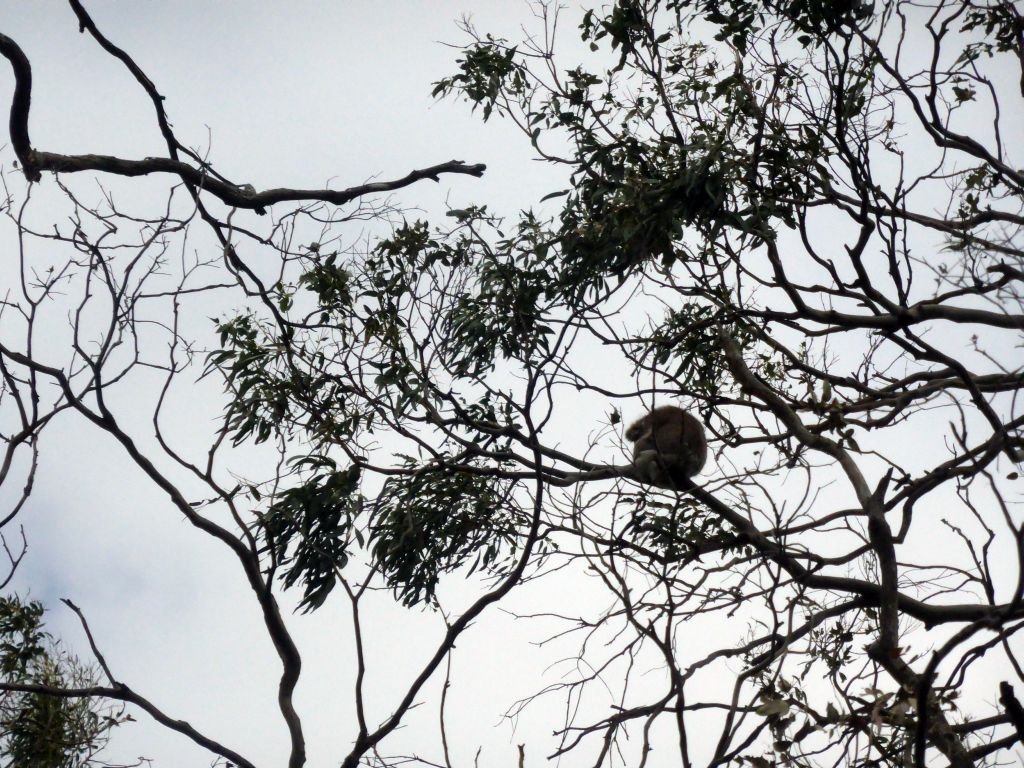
[259,459,363,612]
[370,466,520,606]
[0,597,121,768]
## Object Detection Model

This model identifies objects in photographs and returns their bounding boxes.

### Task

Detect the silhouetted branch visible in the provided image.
[0,680,256,768]
[0,31,485,212]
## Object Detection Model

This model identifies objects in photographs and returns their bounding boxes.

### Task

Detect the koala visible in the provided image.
[625,405,706,489]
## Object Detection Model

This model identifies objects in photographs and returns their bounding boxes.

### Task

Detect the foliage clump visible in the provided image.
[0,598,123,768]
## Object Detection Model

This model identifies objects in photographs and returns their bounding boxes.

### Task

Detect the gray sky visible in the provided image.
[1,3,1022,767]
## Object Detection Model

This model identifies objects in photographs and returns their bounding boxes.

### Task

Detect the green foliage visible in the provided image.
[370,466,519,606]
[668,0,874,50]
[807,620,857,677]
[444,221,558,375]
[209,314,293,446]
[0,596,46,677]
[435,6,866,306]
[298,252,355,320]
[209,313,359,448]
[0,597,121,768]
[626,495,731,560]
[259,459,363,612]
[432,38,528,120]
[558,139,723,290]
[960,3,1024,58]
[643,308,767,398]
[372,215,562,377]
[580,2,647,68]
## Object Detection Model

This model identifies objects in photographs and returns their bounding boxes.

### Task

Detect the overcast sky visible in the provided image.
[1,3,1021,767]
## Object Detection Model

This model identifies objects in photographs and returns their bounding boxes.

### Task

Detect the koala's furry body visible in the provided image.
[625,405,706,488]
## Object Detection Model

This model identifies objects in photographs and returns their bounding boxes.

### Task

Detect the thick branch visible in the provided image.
[559,460,1014,627]
[0,32,35,179]
[31,151,486,213]
[0,31,485,211]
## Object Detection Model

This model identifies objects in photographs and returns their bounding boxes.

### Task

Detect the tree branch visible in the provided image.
[0,31,485,212]
[0,680,256,768]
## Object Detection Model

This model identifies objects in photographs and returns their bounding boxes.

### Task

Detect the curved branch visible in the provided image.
[0,680,256,768]
[31,152,486,213]
[0,32,36,179]
[0,32,485,212]
[551,454,1013,628]
[0,339,306,767]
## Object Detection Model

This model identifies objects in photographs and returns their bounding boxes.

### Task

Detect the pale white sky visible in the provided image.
[0,3,1021,767]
